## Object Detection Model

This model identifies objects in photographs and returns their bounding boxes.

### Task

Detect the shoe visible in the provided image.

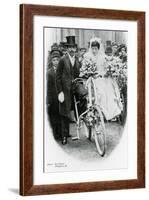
[62,137,67,145]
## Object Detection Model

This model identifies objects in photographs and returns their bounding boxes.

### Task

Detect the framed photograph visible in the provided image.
[20,4,145,196]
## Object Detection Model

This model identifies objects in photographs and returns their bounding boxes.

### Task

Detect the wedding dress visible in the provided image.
[83,37,123,120]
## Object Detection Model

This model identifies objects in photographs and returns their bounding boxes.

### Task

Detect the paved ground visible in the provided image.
[57,121,124,161]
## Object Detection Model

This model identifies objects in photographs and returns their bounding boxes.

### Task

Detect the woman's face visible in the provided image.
[91,46,99,56]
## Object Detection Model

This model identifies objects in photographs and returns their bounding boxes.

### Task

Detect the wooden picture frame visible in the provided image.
[20,4,145,196]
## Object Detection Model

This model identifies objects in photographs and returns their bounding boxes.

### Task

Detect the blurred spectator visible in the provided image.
[51,43,60,51]
[59,41,67,56]
[80,47,87,56]
[106,40,112,47]
[118,44,127,63]
[78,47,87,63]
[47,43,63,70]
[112,42,119,56]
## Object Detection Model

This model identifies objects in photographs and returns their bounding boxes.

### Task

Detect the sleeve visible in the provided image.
[56,58,64,94]
[76,61,80,78]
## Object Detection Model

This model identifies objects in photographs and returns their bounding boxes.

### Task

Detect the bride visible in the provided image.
[82,37,123,121]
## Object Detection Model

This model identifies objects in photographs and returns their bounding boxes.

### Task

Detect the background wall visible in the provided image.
[0,0,148,200]
[46,27,127,50]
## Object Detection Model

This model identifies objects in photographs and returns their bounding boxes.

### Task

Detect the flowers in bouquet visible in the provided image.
[116,63,127,89]
[105,63,116,77]
[80,57,97,78]
[104,56,127,89]
[104,56,120,78]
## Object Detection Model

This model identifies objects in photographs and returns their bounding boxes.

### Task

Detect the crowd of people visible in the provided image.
[47,39,127,70]
[46,36,127,145]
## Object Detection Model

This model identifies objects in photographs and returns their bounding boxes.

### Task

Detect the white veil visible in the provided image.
[84,37,106,74]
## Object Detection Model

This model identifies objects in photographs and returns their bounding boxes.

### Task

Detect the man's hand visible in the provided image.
[58,92,64,103]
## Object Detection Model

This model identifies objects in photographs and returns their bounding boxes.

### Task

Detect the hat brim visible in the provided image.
[50,49,63,56]
[66,43,77,47]
[51,55,60,59]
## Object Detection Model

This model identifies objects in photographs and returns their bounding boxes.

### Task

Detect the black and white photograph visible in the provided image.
[44,27,128,173]
[19,4,145,195]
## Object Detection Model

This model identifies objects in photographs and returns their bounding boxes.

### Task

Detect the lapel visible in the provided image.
[66,53,78,67]
[73,57,77,68]
[65,54,72,74]
[64,54,79,77]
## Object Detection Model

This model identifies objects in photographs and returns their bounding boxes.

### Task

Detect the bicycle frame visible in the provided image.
[86,76,98,107]
[72,75,102,140]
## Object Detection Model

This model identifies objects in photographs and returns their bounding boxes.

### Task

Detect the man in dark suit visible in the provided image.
[47,50,62,140]
[56,36,80,145]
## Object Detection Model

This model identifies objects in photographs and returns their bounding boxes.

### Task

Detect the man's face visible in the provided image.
[106,52,112,56]
[52,57,59,68]
[91,46,99,56]
[67,45,76,57]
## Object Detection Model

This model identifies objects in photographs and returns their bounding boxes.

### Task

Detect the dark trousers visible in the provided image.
[47,106,62,140]
[61,116,70,138]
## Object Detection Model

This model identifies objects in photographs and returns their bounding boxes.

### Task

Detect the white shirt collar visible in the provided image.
[68,53,75,66]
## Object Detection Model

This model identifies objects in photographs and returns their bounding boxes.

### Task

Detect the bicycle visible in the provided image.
[72,71,106,156]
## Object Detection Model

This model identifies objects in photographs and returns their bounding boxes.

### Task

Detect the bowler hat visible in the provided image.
[51,51,61,59]
[66,36,77,47]
[50,49,63,56]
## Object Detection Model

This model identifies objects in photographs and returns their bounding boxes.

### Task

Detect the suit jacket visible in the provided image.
[46,66,59,113]
[56,54,80,118]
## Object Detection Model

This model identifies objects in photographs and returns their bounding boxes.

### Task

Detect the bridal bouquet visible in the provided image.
[80,57,97,78]
[104,56,127,89]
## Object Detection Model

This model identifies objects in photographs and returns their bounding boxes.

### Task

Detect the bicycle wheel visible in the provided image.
[94,106,106,156]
